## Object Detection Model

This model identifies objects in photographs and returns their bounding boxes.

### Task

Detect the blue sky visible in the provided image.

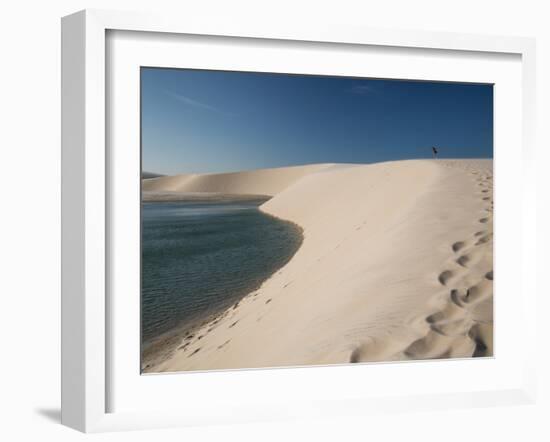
[141,68,493,175]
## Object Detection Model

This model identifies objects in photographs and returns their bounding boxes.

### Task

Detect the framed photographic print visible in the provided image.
[61,9,537,432]
[140,68,495,374]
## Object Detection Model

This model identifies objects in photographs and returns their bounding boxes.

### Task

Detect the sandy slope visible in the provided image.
[142,163,332,196]
[146,159,493,372]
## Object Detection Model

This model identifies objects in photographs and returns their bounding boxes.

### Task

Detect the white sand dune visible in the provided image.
[145,159,493,372]
[142,163,333,196]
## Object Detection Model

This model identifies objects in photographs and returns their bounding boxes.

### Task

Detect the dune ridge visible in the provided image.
[142,163,333,196]
[145,159,493,372]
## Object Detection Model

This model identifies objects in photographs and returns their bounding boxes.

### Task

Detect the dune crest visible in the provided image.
[146,159,493,372]
[142,163,334,196]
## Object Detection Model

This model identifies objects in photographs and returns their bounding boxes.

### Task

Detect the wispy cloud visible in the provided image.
[166,90,233,116]
[351,84,375,95]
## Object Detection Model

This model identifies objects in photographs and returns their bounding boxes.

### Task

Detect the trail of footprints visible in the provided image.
[349,166,494,363]
[404,238,493,360]
[402,169,493,360]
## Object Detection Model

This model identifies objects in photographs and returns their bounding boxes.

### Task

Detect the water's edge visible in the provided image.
[141,201,304,372]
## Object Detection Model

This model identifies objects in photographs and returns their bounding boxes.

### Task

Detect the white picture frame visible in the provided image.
[61,9,537,433]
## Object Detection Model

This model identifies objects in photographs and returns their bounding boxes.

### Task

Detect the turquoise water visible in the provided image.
[141,198,302,347]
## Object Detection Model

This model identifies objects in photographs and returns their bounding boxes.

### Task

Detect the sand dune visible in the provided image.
[142,163,333,196]
[145,159,493,372]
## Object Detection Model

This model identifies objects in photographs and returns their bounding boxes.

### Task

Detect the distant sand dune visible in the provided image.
[144,159,493,372]
[142,163,333,196]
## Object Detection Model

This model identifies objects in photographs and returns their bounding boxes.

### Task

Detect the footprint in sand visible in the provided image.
[456,255,470,267]
[452,241,465,253]
[450,289,466,307]
[438,270,454,286]
[348,339,388,363]
[468,324,492,357]
[426,301,464,325]
[402,331,468,360]
[462,281,492,305]
[475,234,492,245]
[349,347,362,363]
